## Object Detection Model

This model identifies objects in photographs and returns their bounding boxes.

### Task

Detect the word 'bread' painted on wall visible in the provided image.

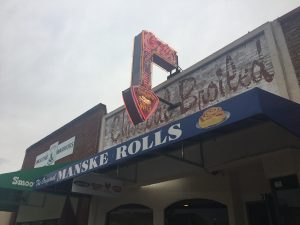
[103,33,279,149]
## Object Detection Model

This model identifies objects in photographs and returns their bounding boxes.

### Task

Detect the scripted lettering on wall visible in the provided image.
[104,33,279,149]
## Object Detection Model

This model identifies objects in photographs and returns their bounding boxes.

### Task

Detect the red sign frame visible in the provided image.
[123,31,178,125]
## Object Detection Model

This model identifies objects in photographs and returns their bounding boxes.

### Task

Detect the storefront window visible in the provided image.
[165,199,229,225]
[106,204,153,225]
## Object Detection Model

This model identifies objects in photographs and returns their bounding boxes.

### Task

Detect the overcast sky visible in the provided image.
[0,0,299,173]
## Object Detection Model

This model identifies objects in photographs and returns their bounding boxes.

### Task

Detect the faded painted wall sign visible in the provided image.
[103,33,279,150]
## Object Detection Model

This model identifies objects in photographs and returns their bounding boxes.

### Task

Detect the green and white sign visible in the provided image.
[0,163,69,191]
[34,136,75,168]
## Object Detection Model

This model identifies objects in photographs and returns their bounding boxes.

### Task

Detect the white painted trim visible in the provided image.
[263,23,290,99]
[271,20,300,103]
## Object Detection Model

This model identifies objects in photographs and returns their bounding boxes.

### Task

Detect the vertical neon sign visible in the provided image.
[122,31,178,125]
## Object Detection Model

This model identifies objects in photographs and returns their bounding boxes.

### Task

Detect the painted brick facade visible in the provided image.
[280,7,300,85]
[22,103,106,169]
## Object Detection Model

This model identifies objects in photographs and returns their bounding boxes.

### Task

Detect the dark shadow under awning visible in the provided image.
[0,163,71,211]
[33,88,300,190]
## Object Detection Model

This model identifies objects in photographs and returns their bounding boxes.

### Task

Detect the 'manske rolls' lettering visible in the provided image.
[57,152,109,181]
[57,123,181,181]
[35,123,184,187]
[116,123,182,160]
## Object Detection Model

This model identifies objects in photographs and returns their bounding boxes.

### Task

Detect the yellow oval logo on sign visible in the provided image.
[197,107,230,129]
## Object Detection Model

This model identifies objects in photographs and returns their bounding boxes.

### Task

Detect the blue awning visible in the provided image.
[34,88,300,189]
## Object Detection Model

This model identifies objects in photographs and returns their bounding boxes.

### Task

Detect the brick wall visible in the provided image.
[22,103,106,169]
[279,7,300,85]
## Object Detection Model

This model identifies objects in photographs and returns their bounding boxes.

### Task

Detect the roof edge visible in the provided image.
[25,103,107,152]
[278,6,300,22]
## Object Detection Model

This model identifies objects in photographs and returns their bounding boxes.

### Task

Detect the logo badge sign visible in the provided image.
[122,31,178,125]
[123,86,160,124]
[196,107,230,129]
[72,173,123,197]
